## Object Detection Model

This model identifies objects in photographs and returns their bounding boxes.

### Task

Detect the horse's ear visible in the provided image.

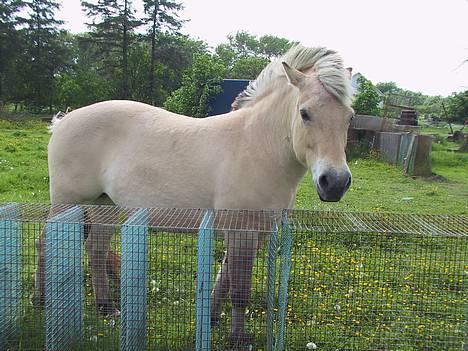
[282,62,306,88]
[346,67,353,80]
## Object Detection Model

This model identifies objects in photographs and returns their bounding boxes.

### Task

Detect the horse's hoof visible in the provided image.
[227,333,255,350]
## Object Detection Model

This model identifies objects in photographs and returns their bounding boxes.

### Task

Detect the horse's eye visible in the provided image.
[300,109,310,121]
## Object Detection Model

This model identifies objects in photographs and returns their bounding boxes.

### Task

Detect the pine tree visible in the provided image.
[142,0,184,104]
[82,0,143,99]
[0,0,26,103]
[22,0,66,110]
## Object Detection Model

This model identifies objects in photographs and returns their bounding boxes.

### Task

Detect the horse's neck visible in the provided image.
[243,85,307,185]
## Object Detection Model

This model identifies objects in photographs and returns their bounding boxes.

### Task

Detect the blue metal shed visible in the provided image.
[209,79,250,116]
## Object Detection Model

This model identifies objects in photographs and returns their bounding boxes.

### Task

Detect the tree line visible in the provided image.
[1,0,466,122]
[0,0,295,115]
[352,77,466,124]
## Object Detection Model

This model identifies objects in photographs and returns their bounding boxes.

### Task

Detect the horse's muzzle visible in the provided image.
[316,168,352,202]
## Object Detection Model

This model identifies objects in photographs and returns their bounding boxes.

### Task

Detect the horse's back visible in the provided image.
[48,100,227,207]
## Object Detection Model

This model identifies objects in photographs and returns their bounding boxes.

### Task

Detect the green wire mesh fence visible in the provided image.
[0,203,466,351]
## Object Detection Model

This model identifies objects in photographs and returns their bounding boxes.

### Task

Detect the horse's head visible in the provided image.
[283,62,353,202]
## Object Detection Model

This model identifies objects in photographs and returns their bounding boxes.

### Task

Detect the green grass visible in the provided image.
[296,157,467,215]
[0,117,466,350]
[0,119,49,202]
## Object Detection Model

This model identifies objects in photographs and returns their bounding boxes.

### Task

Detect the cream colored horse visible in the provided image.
[34,45,353,346]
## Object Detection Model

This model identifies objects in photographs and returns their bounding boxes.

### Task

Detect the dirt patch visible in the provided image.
[425,173,448,182]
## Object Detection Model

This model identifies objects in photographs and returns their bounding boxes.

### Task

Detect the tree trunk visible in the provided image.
[122,0,129,99]
[0,42,3,100]
[149,4,159,105]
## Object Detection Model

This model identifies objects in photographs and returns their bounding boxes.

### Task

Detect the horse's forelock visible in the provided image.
[232,45,352,110]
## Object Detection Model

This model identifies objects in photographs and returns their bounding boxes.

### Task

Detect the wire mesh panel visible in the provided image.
[196,210,215,351]
[285,211,467,351]
[121,208,149,351]
[0,203,20,350]
[45,206,84,350]
[0,203,466,351]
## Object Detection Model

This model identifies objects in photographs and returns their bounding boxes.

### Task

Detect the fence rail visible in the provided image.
[0,203,466,350]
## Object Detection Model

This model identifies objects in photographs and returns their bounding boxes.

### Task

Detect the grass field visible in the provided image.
[0,117,467,350]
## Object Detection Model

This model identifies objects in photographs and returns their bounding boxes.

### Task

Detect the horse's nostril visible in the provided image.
[319,174,329,190]
[345,176,352,190]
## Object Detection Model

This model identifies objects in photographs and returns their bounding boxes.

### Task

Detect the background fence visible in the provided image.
[0,203,466,350]
[348,115,432,176]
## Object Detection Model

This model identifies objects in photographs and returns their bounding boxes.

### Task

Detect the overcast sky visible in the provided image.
[59,0,468,97]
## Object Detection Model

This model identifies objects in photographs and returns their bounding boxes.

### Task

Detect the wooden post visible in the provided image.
[411,135,432,176]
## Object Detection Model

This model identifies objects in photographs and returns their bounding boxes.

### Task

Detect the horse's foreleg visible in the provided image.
[227,232,257,345]
[85,223,118,315]
[211,252,229,326]
[106,250,121,288]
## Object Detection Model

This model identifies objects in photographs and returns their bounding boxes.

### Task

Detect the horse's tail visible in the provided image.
[48,107,71,134]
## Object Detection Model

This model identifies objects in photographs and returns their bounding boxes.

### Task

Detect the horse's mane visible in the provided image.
[231,45,352,110]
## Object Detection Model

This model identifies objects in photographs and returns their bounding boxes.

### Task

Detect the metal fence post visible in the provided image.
[196,210,215,351]
[0,203,20,350]
[45,206,84,351]
[275,212,293,351]
[121,208,149,351]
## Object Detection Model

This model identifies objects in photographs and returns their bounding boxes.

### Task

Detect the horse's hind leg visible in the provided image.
[226,232,258,346]
[211,252,230,326]
[85,210,119,315]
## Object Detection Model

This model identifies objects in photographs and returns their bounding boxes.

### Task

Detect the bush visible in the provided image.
[352,76,382,116]
[164,53,226,117]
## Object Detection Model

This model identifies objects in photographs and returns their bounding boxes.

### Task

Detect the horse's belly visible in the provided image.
[102,159,216,208]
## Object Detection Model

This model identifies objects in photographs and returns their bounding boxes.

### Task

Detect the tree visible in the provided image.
[21,0,67,111]
[145,33,207,104]
[0,0,26,104]
[352,76,382,116]
[228,56,268,80]
[445,90,468,124]
[142,0,185,104]
[226,31,259,58]
[222,31,294,60]
[258,34,296,59]
[164,53,226,117]
[376,81,401,95]
[215,43,236,68]
[215,31,293,79]
[56,69,111,109]
[82,0,143,99]
[417,95,444,119]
